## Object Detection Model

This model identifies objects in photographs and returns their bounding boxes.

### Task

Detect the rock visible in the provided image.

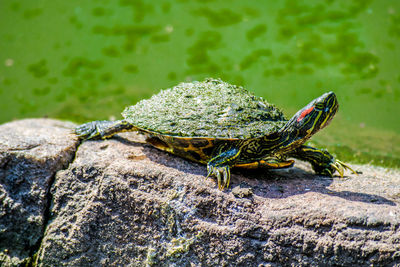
[36,128,400,266]
[231,183,253,198]
[1,119,400,266]
[0,119,79,266]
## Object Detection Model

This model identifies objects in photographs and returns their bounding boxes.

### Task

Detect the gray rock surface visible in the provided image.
[37,131,400,266]
[0,119,78,266]
[1,119,400,266]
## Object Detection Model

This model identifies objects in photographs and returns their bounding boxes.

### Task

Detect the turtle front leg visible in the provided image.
[75,120,136,140]
[288,145,357,177]
[207,148,240,190]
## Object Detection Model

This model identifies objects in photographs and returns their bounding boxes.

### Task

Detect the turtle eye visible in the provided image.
[314,103,325,110]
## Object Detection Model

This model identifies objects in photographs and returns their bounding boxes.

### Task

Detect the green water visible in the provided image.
[1,0,399,168]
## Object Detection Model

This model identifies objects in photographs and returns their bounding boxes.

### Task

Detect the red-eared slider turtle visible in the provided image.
[75,78,356,190]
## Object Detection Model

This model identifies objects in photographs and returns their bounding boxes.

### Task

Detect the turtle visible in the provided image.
[75,78,356,190]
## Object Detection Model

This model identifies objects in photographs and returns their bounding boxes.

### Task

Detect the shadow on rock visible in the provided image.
[117,135,396,207]
[115,135,206,176]
[239,168,396,206]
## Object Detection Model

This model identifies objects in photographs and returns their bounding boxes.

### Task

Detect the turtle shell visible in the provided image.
[122,78,287,139]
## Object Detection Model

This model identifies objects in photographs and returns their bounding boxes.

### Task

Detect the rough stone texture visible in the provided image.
[1,119,399,266]
[32,129,400,266]
[0,119,79,266]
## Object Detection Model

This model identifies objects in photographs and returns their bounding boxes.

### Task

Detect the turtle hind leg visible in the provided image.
[288,145,357,177]
[75,119,136,140]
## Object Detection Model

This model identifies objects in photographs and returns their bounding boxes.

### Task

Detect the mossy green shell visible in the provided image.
[122,78,287,139]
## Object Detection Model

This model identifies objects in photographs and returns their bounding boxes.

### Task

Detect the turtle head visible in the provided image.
[281,92,338,139]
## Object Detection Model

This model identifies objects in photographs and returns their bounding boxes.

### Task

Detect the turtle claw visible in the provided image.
[330,162,343,177]
[222,167,231,189]
[75,122,95,139]
[206,165,231,190]
[329,159,357,178]
[206,165,212,178]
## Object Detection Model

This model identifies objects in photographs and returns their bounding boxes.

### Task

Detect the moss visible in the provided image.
[68,15,83,29]
[167,72,177,80]
[193,7,242,27]
[186,31,222,68]
[0,251,30,266]
[240,49,272,70]
[161,2,171,13]
[243,7,260,18]
[26,250,39,267]
[166,237,192,257]
[150,33,170,43]
[297,66,314,75]
[356,88,372,95]
[145,247,157,266]
[101,46,120,57]
[389,14,400,38]
[92,7,107,17]
[167,189,180,201]
[166,233,202,258]
[123,65,139,73]
[123,78,286,138]
[185,28,194,36]
[62,57,103,77]
[160,202,178,236]
[272,68,285,77]
[10,2,20,12]
[27,60,48,78]
[33,87,51,96]
[119,0,154,22]
[47,77,59,84]
[151,190,182,238]
[246,24,267,41]
[23,8,42,19]
[100,72,113,82]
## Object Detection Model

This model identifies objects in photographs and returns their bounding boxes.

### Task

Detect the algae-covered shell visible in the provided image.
[122,78,287,139]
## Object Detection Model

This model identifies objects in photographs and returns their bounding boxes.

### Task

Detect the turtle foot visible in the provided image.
[206,165,231,190]
[320,159,357,178]
[330,159,357,178]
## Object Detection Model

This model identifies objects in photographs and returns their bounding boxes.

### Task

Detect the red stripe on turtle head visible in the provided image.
[297,106,314,122]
